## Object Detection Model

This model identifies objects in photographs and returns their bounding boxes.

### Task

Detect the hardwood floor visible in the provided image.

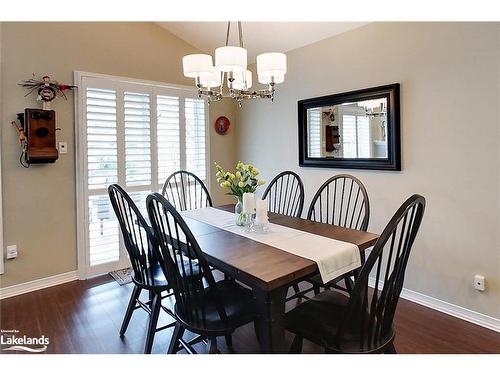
[1,275,499,354]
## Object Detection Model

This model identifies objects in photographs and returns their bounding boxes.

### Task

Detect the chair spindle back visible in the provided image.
[307,174,370,231]
[262,171,305,218]
[161,170,212,211]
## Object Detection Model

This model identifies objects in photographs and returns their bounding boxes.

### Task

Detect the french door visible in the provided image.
[75,72,209,278]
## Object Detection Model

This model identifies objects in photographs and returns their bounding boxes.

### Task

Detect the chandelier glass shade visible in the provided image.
[182,22,286,106]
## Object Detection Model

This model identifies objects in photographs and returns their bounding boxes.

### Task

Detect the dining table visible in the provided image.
[176,204,379,353]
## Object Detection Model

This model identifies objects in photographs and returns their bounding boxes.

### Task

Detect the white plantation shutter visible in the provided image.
[86,88,118,189]
[124,92,152,186]
[157,95,180,182]
[342,115,357,158]
[341,113,370,158]
[357,116,370,158]
[185,98,206,180]
[78,73,208,276]
[88,194,120,265]
[85,87,120,266]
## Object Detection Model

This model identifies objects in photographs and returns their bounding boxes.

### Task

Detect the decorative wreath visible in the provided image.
[19,74,76,102]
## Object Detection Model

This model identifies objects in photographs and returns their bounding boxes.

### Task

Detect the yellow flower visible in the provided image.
[235,171,241,179]
[257,179,266,186]
[238,181,245,188]
[252,168,259,176]
[223,181,231,188]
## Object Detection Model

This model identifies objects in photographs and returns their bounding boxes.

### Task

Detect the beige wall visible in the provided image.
[208,99,240,205]
[0,22,237,287]
[237,22,500,318]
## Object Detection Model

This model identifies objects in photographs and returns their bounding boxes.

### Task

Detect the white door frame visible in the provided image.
[74,71,209,279]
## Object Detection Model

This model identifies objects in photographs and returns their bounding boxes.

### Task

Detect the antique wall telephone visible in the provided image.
[11,74,75,167]
[12,110,60,167]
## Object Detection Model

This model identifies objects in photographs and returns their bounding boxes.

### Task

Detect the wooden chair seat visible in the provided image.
[285,290,393,353]
[175,279,255,335]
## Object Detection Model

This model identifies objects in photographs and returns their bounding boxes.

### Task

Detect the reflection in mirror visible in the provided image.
[307,97,388,159]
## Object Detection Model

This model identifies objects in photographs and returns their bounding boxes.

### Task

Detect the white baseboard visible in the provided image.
[0,271,78,300]
[368,277,500,333]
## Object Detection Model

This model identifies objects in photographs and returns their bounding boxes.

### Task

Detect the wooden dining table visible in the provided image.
[178,204,379,353]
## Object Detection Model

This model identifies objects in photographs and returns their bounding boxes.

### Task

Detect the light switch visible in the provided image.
[58,141,68,154]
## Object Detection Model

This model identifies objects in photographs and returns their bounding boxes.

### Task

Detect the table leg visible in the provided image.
[253,286,288,353]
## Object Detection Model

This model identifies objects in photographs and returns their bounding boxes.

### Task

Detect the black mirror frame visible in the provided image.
[298,83,401,171]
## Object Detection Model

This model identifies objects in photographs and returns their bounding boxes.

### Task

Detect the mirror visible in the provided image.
[298,84,400,170]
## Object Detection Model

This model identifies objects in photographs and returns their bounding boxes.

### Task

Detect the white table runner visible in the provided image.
[181,207,361,284]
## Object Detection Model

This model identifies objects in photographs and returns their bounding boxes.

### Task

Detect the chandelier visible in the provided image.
[182,22,287,106]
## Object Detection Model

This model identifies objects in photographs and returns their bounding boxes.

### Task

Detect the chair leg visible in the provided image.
[167,321,185,354]
[313,285,320,295]
[224,334,233,347]
[208,338,218,354]
[289,335,303,354]
[385,342,397,354]
[144,292,162,354]
[120,285,141,336]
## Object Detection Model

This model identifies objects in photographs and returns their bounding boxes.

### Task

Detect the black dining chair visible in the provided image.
[146,193,257,354]
[289,174,371,300]
[161,170,212,211]
[162,170,234,344]
[262,171,305,218]
[285,194,426,354]
[108,184,176,354]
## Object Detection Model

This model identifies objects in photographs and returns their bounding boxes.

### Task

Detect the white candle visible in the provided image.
[242,193,255,214]
[255,199,269,225]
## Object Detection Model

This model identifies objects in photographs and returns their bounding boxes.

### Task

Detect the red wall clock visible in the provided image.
[214,116,231,135]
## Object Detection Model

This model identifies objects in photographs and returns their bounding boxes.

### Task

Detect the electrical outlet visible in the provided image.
[58,141,68,154]
[6,245,18,259]
[474,275,485,291]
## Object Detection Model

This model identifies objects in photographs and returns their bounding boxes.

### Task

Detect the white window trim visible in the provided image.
[73,71,210,279]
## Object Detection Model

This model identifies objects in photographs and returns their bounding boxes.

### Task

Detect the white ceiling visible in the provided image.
[158,22,368,62]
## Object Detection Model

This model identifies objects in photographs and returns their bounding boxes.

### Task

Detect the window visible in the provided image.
[307,108,321,157]
[76,72,209,276]
[341,108,371,158]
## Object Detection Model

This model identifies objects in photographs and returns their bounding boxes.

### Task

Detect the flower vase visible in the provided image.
[235,197,246,226]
